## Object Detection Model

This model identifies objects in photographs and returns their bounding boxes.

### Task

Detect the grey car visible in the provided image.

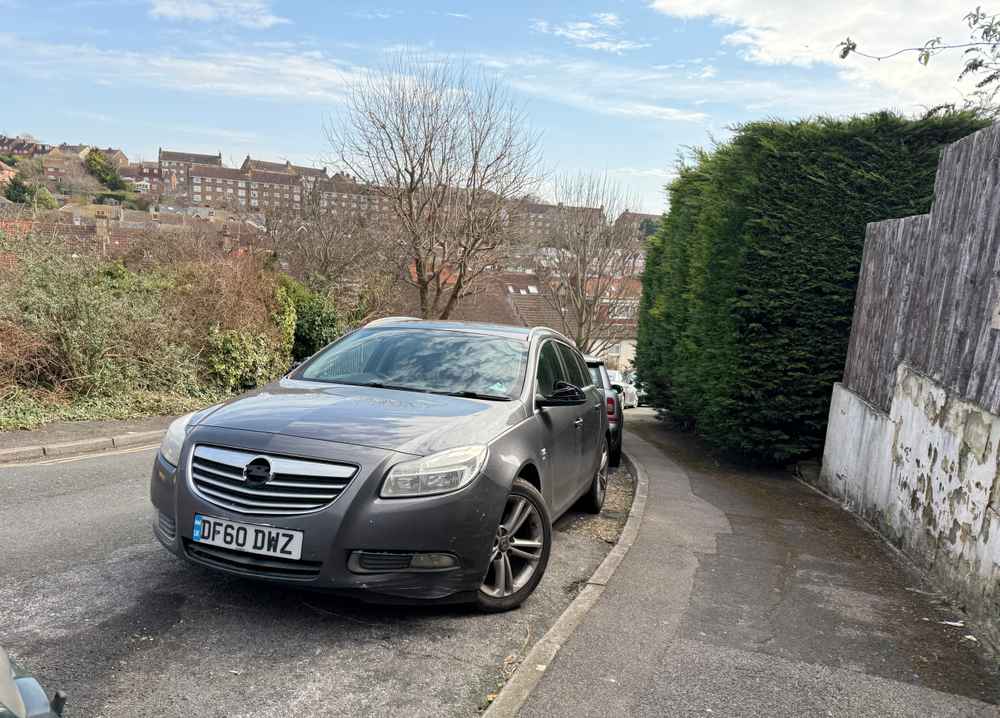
[584,355,623,467]
[151,320,609,611]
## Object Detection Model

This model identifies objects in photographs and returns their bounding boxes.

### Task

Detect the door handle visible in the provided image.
[574,418,584,428]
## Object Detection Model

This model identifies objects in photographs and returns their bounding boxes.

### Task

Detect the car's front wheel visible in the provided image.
[476,478,552,612]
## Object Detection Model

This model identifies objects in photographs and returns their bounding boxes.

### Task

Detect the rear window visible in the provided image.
[587,363,606,388]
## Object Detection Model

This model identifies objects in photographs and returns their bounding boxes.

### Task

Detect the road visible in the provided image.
[0,445,623,717]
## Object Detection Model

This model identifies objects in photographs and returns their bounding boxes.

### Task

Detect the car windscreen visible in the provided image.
[295,328,528,400]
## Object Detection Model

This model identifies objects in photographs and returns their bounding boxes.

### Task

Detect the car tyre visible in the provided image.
[582,437,609,514]
[476,478,552,613]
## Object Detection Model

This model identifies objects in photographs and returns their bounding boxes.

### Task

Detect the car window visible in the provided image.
[587,364,603,387]
[536,341,567,397]
[296,328,528,399]
[556,343,589,388]
[572,352,593,388]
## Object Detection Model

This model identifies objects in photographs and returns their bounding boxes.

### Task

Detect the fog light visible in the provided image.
[409,553,458,570]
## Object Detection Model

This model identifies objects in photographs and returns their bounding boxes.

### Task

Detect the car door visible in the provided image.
[556,344,601,491]
[534,340,581,514]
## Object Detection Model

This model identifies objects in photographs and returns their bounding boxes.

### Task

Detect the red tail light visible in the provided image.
[607,395,616,418]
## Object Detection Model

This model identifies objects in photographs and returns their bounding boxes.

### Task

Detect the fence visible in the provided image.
[843,123,1000,413]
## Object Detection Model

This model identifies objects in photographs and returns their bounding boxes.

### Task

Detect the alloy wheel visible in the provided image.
[481,495,546,598]
[596,442,609,503]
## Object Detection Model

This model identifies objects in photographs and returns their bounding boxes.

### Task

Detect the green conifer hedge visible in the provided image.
[636,111,987,462]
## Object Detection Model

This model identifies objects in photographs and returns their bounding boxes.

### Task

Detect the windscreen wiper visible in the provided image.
[439,390,512,401]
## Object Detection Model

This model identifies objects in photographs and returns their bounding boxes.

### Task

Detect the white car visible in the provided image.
[607,370,639,409]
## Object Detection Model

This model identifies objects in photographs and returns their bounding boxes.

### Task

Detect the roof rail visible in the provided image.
[364,316,422,328]
[528,325,575,345]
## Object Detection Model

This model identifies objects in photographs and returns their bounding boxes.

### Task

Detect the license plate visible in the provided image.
[192,514,303,560]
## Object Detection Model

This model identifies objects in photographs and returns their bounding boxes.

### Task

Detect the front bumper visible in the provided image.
[150,426,507,603]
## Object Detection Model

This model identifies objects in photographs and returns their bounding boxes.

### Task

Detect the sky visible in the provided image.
[0,0,984,212]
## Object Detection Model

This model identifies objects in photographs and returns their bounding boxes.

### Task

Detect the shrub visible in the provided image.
[636,111,988,463]
[278,275,341,360]
[0,230,296,428]
[4,176,31,204]
[85,149,127,191]
[204,328,286,392]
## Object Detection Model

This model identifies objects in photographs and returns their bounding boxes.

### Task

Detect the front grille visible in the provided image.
[183,539,322,580]
[190,445,357,516]
[157,511,177,539]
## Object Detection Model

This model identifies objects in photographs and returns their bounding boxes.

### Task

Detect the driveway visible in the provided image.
[0,447,630,717]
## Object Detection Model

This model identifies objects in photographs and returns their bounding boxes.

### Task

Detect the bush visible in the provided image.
[636,111,987,463]
[204,328,288,392]
[278,275,340,360]
[85,149,127,191]
[4,176,31,204]
[0,230,299,429]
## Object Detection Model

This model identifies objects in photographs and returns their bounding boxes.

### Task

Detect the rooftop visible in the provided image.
[159,148,222,165]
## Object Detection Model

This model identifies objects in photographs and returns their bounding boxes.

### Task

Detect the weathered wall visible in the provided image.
[823,122,1000,649]
[821,368,1000,649]
[820,383,895,515]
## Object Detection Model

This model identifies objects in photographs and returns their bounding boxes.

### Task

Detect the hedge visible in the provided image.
[636,111,988,463]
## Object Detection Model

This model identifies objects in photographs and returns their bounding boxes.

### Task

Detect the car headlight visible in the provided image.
[381,445,488,498]
[159,412,196,467]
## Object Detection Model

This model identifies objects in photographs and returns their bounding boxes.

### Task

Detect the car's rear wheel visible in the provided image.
[582,437,609,513]
[476,478,551,612]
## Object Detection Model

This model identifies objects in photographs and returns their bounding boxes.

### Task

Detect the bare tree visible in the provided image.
[520,173,645,355]
[264,194,398,327]
[327,54,542,319]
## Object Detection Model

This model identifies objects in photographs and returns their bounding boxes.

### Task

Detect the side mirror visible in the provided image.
[611,383,624,394]
[537,381,586,407]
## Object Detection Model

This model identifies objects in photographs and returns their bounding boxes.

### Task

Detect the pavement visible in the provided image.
[0,444,632,717]
[0,415,173,463]
[515,411,1000,717]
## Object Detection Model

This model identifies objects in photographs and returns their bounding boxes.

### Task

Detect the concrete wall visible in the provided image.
[819,365,1000,648]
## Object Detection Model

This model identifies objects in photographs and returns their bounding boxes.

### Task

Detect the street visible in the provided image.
[0,446,627,717]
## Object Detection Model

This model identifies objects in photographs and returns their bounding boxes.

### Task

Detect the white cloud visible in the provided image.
[1,34,361,101]
[446,12,471,20]
[648,0,978,109]
[532,12,650,54]
[349,8,397,20]
[149,0,288,29]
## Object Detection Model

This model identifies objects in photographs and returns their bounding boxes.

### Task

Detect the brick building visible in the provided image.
[158,148,223,200]
[0,135,52,159]
[240,155,328,189]
[188,164,302,213]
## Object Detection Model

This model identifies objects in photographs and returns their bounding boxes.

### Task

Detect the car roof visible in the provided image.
[364,318,574,344]
[582,354,604,365]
